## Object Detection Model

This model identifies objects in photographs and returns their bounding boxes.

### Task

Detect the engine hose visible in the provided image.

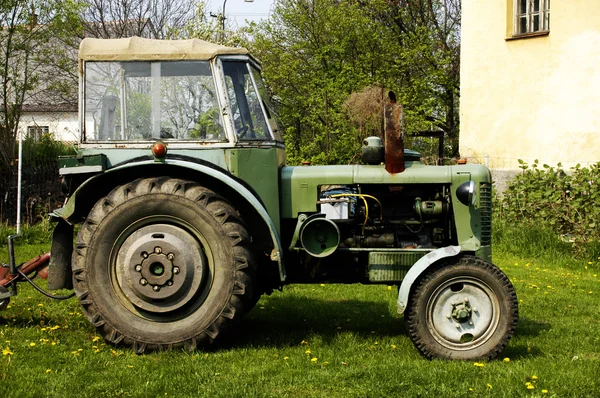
[16,268,75,300]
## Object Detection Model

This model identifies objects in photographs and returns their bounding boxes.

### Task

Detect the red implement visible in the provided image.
[0,253,51,287]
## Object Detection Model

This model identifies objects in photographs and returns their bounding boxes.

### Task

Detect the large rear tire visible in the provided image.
[405,256,518,360]
[72,177,255,352]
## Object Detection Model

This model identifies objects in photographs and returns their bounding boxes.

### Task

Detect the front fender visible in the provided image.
[54,159,286,282]
[397,246,461,314]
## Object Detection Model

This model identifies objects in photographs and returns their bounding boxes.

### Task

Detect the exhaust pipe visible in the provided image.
[384,91,405,174]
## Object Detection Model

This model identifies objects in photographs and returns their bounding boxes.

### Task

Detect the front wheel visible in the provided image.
[72,178,255,352]
[405,256,518,360]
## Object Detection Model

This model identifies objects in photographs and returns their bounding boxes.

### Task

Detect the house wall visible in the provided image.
[460,0,600,188]
[19,111,80,142]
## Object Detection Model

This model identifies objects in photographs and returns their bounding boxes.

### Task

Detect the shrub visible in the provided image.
[496,159,600,256]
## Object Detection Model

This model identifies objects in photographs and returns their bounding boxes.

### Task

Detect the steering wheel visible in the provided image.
[237,125,249,139]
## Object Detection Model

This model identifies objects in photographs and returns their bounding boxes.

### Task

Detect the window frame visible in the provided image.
[512,0,550,38]
[27,125,49,140]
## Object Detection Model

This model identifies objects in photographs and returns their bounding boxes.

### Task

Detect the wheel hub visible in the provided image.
[136,249,176,290]
[451,301,472,322]
[427,279,498,348]
[115,223,208,314]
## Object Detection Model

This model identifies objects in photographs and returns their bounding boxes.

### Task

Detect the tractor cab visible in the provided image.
[79,37,281,147]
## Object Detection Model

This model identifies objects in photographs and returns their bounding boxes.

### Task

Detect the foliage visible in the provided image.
[0,0,83,171]
[0,135,74,225]
[495,160,600,256]
[243,0,460,165]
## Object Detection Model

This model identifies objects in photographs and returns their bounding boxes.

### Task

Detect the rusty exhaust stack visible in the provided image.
[384,91,405,174]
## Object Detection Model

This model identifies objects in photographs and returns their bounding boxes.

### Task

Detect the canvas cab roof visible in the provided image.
[79,36,250,62]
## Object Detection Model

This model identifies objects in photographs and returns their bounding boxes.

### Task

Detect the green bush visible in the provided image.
[496,159,600,256]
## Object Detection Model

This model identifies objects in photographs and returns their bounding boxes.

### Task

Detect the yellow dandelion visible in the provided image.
[2,347,12,356]
[391,344,397,349]
[311,357,318,362]
[527,347,532,353]
[503,357,510,363]
[127,365,134,369]
[588,262,593,265]
[526,385,534,390]
[387,286,392,290]
[532,375,538,381]
[41,328,47,332]
[487,384,492,389]
[542,389,548,394]
[45,369,52,373]
[29,342,36,347]
[92,336,101,342]
[468,388,473,392]
[283,356,289,360]
[38,303,44,307]
[305,349,311,355]
[51,342,56,346]
[301,340,308,345]
[320,284,325,287]
[474,362,485,367]
[323,361,329,365]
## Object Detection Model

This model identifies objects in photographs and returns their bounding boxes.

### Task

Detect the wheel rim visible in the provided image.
[426,276,500,350]
[113,218,211,318]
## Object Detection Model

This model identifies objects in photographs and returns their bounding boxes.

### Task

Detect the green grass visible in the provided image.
[1,239,599,397]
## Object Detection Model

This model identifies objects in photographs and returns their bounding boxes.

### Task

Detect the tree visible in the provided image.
[245,0,461,164]
[0,0,82,170]
[81,0,196,39]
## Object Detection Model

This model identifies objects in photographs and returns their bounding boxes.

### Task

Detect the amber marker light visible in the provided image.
[152,141,167,158]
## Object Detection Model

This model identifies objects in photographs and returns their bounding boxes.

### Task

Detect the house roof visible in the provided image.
[79,36,250,62]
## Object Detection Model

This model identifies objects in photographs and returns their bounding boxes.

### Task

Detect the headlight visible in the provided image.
[456,181,476,206]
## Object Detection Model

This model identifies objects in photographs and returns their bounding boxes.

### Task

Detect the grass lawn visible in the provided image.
[1,242,599,397]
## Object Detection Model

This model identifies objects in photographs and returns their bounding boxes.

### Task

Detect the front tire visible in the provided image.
[72,177,255,352]
[405,256,518,360]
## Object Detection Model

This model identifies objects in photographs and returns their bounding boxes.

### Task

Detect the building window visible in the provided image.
[27,125,49,140]
[516,0,550,35]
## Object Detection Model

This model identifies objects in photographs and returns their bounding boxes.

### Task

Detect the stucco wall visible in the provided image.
[19,112,79,142]
[460,0,600,173]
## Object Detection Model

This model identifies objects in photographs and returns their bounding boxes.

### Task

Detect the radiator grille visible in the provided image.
[480,183,492,245]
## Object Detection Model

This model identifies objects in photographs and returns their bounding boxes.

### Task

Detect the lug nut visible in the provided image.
[135,265,142,272]
[141,251,148,258]
[173,267,180,275]
[468,321,473,326]
[167,253,174,261]
[154,247,162,254]
[455,323,461,329]
[140,278,148,286]
[167,281,173,286]
[446,314,452,319]
[152,285,161,292]
[473,307,478,313]
[464,297,469,303]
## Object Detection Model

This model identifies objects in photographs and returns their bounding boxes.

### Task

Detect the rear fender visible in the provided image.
[54,159,286,282]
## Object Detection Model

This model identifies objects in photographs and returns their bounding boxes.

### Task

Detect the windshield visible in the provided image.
[223,61,277,141]
[84,61,226,141]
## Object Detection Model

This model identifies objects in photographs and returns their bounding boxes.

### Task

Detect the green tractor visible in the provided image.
[8,37,518,360]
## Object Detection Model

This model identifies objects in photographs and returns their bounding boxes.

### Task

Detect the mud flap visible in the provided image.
[47,220,74,290]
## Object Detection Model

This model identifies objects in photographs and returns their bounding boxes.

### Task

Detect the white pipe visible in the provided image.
[16,130,23,235]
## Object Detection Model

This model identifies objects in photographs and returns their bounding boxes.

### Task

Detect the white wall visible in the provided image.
[460,0,600,171]
[18,111,80,142]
